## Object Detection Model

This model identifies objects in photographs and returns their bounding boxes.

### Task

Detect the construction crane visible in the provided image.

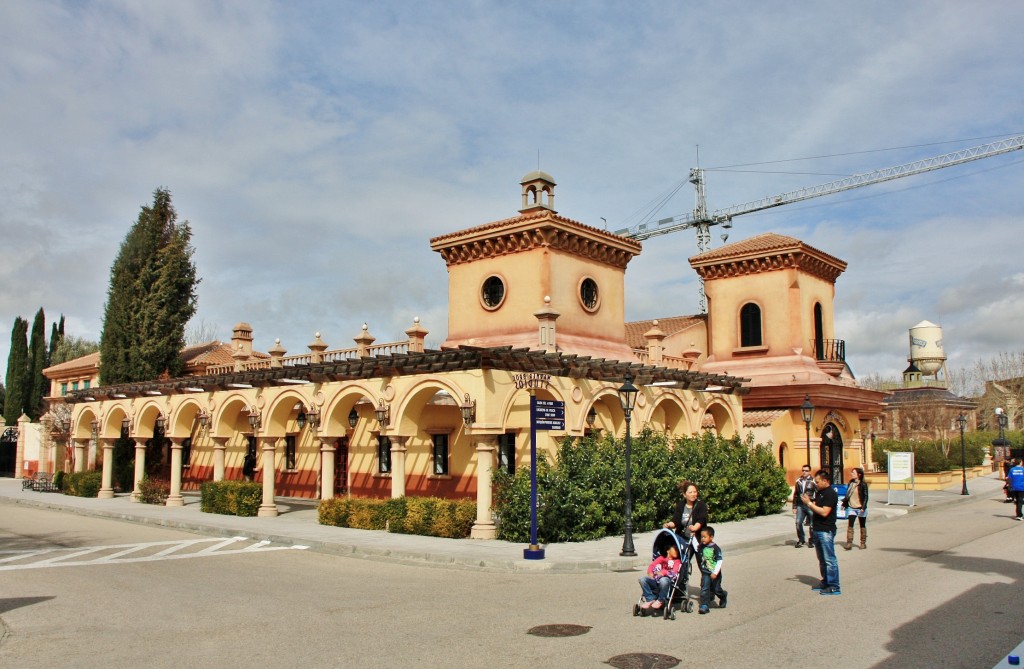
[614,134,1024,312]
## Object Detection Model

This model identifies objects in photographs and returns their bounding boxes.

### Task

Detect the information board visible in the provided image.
[887,451,915,506]
[532,399,565,431]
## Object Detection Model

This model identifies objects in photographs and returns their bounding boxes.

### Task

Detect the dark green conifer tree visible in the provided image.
[48,315,65,364]
[4,318,29,424]
[100,188,199,385]
[27,308,47,420]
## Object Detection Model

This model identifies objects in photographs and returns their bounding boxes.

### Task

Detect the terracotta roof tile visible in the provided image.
[43,351,100,375]
[624,315,705,349]
[742,409,787,427]
[689,232,845,268]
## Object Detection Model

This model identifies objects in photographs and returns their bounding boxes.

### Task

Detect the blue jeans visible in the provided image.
[639,576,672,602]
[794,506,814,544]
[699,571,726,608]
[813,529,840,590]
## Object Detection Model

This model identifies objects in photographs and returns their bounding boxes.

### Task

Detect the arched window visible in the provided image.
[814,303,824,360]
[740,303,762,347]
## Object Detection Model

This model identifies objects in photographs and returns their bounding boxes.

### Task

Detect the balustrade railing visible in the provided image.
[204,339,411,375]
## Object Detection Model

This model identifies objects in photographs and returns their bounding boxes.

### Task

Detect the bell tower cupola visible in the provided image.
[520,171,557,214]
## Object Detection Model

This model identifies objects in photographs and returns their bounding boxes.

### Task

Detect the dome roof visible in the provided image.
[520,170,556,185]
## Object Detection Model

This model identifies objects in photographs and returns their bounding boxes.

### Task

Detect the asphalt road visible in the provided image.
[1,495,1021,668]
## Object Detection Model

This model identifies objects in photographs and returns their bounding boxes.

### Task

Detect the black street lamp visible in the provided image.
[996,408,1009,465]
[617,371,639,557]
[957,413,969,496]
[801,395,815,468]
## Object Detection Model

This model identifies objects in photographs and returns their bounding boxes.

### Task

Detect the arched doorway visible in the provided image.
[819,424,844,484]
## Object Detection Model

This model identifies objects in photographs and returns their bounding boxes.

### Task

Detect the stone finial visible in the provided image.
[268,338,287,369]
[232,342,249,372]
[681,343,703,371]
[308,332,328,364]
[354,323,376,357]
[534,296,560,352]
[644,319,667,365]
[405,317,429,353]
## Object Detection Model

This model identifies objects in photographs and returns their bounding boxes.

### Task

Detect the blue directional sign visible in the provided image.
[532,399,565,430]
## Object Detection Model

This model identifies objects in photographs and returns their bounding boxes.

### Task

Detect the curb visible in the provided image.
[0,477,1005,573]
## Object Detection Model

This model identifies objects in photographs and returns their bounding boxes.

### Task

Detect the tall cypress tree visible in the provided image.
[27,308,47,420]
[48,315,64,365]
[100,188,198,385]
[4,317,29,424]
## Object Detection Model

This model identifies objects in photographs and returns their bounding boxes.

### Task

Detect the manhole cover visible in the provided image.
[527,624,592,637]
[606,653,681,669]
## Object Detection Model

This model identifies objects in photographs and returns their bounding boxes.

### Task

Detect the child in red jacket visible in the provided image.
[638,545,681,611]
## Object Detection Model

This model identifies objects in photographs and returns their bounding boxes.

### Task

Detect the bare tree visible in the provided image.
[949,351,1024,430]
[184,319,222,346]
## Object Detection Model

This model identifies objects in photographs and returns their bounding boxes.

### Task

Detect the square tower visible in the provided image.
[430,172,642,361]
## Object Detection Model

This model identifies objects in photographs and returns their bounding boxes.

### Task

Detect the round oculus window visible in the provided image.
[580,278,599,311]
[481,275,506,309]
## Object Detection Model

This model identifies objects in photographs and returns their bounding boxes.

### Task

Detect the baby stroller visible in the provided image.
[632,529,696,620]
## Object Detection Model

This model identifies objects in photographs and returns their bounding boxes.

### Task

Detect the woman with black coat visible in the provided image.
[842,467,869,550]
[664,480,708,555]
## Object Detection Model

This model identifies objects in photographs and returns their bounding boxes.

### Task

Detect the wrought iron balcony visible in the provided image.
[814,339,845,362]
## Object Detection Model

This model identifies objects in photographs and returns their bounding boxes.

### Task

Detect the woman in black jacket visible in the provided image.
[665,480,708,555]
[842,467,869,550]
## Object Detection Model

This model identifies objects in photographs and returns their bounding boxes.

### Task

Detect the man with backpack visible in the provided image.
[1007,458,1024,521]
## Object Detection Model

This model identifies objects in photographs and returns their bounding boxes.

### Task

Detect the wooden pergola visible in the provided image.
[65,345,749,402]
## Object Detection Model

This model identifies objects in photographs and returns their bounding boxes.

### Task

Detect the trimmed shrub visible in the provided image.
[137,477,170,505]
[52,470,66,491]
[872,437,986,473]
[318,496,476,538]
[64,471,102,498]
[200,480,262,516]
[492,429,791,543]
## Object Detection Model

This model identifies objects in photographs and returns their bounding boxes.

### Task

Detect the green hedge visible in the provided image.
[318,496,476,538]
[64,471,102,498]
[199,480,262,517]
[872,437,986,473]
[52,470,66,491]
[492,429,791,543]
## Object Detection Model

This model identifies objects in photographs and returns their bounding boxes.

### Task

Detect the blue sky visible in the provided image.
[1,1,1022,386]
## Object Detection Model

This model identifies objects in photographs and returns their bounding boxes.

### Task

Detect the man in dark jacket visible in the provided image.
[801,469,840,596]
[792,466,816,548]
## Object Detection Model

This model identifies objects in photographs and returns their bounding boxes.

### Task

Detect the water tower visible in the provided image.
[907,320,947,383]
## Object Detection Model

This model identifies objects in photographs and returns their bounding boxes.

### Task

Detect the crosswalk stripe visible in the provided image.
[0,537,306,571]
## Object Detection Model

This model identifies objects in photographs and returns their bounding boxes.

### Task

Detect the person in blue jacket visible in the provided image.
[1007,458,1024,521]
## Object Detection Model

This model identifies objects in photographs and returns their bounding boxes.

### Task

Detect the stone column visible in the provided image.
[166,438,185,507]
[471,437,497,539]
[320,439,335,501]
[390,436,407,499]
[74,439,87,473]
[257,437,279,517]
[131,439,147,502]
[15,414,30,479]
[98,439,115,499]
[212,436,228,481]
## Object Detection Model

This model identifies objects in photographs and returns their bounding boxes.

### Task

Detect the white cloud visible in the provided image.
[1,0,1022,383]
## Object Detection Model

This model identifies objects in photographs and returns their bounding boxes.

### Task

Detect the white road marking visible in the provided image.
[0,537,307,571]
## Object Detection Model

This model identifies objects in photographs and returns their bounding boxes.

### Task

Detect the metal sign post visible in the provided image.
[524,395,564,560]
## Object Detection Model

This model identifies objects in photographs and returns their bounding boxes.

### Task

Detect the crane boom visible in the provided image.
[615,134,1024,241]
